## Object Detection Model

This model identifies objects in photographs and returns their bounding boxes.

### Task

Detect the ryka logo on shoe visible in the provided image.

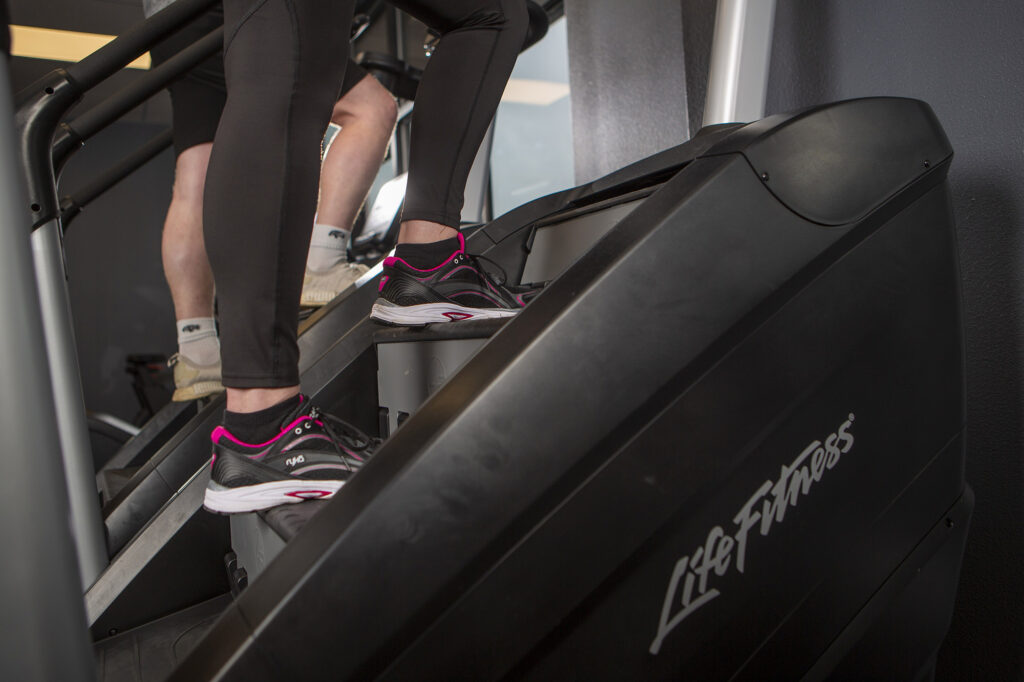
[285,455,305,467]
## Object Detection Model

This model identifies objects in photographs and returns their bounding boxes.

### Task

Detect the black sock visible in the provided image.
[394,237,461,270]
[222,394,302,444]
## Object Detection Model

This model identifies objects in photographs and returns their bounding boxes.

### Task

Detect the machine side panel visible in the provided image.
[382,182,964,680]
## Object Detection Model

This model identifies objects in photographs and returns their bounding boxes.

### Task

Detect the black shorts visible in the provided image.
[150,4,368,156]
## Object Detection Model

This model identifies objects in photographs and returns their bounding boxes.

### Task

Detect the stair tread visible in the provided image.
[373,317,510,344]
[258,499,330,542]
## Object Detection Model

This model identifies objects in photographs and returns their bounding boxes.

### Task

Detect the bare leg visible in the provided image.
[226,385,300,413]
[397,220,459,245]
[316,74,398,233]
[162,144,215,319]
[301,73,398,306]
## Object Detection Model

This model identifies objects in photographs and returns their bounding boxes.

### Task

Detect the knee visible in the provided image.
[331,76,399,136]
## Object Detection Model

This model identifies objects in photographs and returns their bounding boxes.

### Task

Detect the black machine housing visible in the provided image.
[173,98,971,681]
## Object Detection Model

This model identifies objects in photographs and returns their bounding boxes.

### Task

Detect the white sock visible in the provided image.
[177,317,220,366]
[306,223,350,273]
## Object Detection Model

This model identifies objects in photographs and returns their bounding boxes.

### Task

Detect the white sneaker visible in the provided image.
[300,261,369,307]
[168,353,224,402]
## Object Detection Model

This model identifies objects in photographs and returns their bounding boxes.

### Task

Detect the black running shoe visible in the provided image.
[203,397,378,514]
[370,233,541,326]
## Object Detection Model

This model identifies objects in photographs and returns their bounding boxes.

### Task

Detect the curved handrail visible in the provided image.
[15,0,219,230]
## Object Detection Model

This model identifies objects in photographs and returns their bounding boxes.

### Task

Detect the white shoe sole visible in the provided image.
[203,479,344,514]
[172,380,224,402]
[370,300,519,326]
[300,283,356,307]
[300,264,369,307]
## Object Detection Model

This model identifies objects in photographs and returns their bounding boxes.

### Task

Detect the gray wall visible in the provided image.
[567,0,1024,679]
[766,3,1024,680]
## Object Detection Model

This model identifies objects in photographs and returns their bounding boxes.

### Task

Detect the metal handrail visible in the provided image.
[52,28,221,174]
[60,129,174,229]
[15,0,219,230]
[10,0,220,593]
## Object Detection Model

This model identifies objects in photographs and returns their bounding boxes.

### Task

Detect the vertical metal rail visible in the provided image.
[13,0,219,590]
[28,219,108,589]
[703,0,777,126]
[0,55,96,681]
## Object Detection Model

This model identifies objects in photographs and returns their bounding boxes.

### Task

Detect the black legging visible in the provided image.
[205,0,527,388]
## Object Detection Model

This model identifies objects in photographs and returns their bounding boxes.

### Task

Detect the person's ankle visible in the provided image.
[306,223,350,272]
[177,317,219,366]
[394,236,462,270]
[397,220,459,244]
[222,392,302,444]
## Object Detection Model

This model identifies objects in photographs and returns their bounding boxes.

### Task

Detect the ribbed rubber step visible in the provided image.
[94,594,231,682]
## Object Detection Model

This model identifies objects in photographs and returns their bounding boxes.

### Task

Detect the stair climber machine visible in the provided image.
[8,0,396,629]
[79,96,974,681]
[88,0,550,558]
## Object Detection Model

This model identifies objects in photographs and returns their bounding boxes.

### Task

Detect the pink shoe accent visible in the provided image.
[211,416,312,449]
[444,312,474,321]
[284,490,333,500]
[281,433,334,452]
[383,233,465,273]
[378,275,389,292]
[439,265,479,282]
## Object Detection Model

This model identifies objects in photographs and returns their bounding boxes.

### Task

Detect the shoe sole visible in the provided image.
[300,266,369,307]
[172,381,224,402]
[300,283,357,308]
[203,479,345,514]
[370,300,519,326]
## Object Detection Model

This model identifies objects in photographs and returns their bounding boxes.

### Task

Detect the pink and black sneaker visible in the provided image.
[203,398,378,514]
[370,233,542,326]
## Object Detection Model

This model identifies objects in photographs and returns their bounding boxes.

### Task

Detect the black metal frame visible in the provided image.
[16,0,220,231]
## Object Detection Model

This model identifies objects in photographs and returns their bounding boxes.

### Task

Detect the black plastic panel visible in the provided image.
[169,99,967,681]
[258,501,329,544]
[706,98,952,225]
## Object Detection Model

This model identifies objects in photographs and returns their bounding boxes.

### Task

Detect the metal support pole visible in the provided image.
[10,0,223,591]
[0,55,95,682]
[31,219,109,588]
[392,8,407,62]
[703,0,776,126]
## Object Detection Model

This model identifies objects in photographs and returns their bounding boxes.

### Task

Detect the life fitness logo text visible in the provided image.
[649,413,856,655]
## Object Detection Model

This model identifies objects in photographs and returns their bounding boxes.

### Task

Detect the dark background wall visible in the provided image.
[60,123,177,421]
[9,0,178,422]
[567,0,1023,679]
[766,3,1024,680]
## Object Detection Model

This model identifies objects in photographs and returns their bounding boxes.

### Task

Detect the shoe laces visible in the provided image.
[306,406,381,460]
[457,251,509,288]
